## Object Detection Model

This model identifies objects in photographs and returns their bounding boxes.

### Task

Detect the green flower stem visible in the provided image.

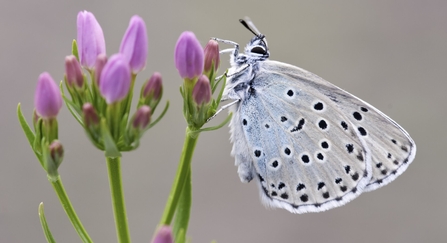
[173,167,191,242]
[50,176,93,243]
[160,127,198,225]
[106,157,131,243]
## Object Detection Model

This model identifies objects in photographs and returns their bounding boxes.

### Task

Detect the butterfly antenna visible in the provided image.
[239,18,263,38]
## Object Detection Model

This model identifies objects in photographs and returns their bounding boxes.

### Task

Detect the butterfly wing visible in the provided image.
[228,60,415,213]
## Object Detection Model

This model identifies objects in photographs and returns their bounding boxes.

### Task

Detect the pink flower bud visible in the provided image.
[34,72,63,118]
[49,140,64,167]
[99,54,131,104]
[174,31,204,79]
[65,55,84,88]
[142,72,162,100]
[82,103,100,127]
[132,105,151,129]
[119,15,148,73]
[192,75,211,105]
[77,11,106,68]
[204,39,220,73]
[152,226,173,243]
[95,54,107,85]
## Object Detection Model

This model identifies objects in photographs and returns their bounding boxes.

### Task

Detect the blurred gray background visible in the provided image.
[1,0,445,242]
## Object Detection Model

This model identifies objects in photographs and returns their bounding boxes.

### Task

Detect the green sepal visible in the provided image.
[72,39,79,61]
[214,75,227,108]
[100,118,121,158]
[211,72,226,94]
[60,82,84,126]
[33,119,43,159]
[188,113,232,138]
[38,203,56,243]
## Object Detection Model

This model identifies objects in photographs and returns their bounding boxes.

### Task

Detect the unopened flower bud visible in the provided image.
[65,55,84,88]
[77,10,106,68]
[192,75,211,106]
[82,103,100,127]
[49,140,64,168]
[95,54,107,85]
[152,226,173,243]
[141,72,163,111]
[143,72,162,99]
[174,31,204,79]
[204,39,220,74]
[34,72,63,119]
[119,15,148,73]
[99,54,131,104]
[132,105,151,130]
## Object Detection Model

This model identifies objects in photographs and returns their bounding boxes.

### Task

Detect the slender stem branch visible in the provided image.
[160,127,199,225]
[51,176,93,243]
[106,157,131,243]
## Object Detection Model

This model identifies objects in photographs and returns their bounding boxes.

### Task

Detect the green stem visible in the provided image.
[173,167,191,243]
[160,127,199,225]
[51,176,93,243]
[106,157,131,243]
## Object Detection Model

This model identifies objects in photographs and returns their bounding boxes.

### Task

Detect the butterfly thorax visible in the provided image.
[225,35,271,101]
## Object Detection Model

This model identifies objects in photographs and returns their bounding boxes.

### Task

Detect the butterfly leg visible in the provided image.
[212,37,240,58]
[206,99,240,123]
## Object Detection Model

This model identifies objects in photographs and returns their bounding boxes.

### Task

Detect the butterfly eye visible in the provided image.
[250,46,266,55]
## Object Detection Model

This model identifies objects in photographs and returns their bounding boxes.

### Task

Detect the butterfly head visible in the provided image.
[240,19,270,61]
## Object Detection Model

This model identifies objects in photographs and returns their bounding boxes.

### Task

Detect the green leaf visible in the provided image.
[38,203,56,243]
[17,103,43,163]
[101,119,122,158]
[17,103,36,150]
[72,39,79,61]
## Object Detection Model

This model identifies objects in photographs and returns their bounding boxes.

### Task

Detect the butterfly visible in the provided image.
[214,18,416,213]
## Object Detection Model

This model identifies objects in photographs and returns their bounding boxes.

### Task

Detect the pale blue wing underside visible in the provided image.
[228,60,416,213]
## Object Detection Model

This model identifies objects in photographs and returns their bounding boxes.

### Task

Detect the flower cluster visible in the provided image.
[175,32,226,131]
[66,11,167,156]
[25,10,169,178]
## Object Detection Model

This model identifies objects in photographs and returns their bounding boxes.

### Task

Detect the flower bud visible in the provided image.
[204,39,220,74]
[132,105,151,130]
[174,31,204,79]
[49,140,64,169]
[82,103,100,127]
[34,72,63,119]
[65,55,84,88]
[143,72,162,99]
[152,226,173,243]
[77,10,106,68]
[119,15,148,73]
[192,75,211,106]
[95,54,107,85]
[99,54,131,104]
